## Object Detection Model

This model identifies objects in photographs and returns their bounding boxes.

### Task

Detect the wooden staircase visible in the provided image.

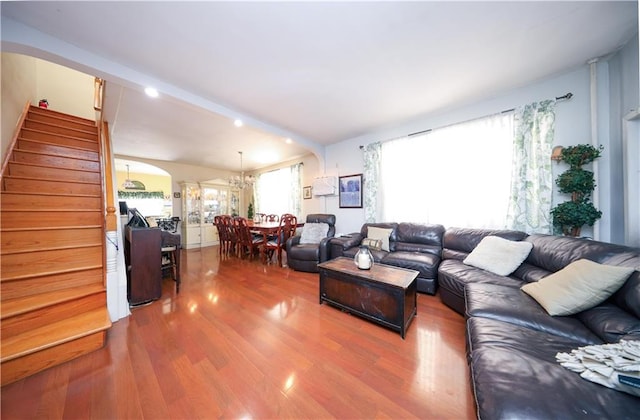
[1,105,112,385]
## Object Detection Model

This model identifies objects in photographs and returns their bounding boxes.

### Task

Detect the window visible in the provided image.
[380,113,514,228]
[255,165,301,217]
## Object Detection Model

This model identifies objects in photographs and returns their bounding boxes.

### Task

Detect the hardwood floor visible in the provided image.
[1,246,476,419]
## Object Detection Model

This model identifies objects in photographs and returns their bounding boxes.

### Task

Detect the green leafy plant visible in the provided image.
[555,168,595,200]
[247,201,254,220]
[551,144,603,237]
[561,144,603,168]
[551,201,602,237]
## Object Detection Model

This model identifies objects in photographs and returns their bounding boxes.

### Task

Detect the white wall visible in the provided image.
[325,37,639,244]
[1,52,37,163]
[1,53,95,164]
[35,59,95,120]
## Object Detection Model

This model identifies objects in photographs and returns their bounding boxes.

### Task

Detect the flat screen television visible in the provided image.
[126,208,150,228]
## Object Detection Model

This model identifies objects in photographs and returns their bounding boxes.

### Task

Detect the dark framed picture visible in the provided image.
[173,192,181,199]
[303,186,312,199]
[339,174,363,208]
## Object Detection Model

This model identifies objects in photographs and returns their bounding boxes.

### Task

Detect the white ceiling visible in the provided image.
[2,1,638,172]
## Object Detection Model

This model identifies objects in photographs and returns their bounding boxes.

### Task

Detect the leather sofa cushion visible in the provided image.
[289,243,320,260]
[441,249,468,261]
[382,251,440,279]
[524,234,640,274]
[467,318,640,420]
[438,259,524,299]
[612,271,640,319]
[511,262,551,283]
[395,241,441,255]
[396,223,445,247]
[465,283,601,345]
[576,302,640,343]
[443,227,527,254]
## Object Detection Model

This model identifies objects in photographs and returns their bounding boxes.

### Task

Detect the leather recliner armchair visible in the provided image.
[286,214,336,272]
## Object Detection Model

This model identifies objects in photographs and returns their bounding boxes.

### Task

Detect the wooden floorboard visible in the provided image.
[1,246,476,419]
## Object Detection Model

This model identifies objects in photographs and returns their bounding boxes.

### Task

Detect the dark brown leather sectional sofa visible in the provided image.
[330,223,640,418]
[439,227,640,419]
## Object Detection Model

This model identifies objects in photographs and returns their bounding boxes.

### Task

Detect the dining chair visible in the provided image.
[254,213,266,223]
[265,214,279,222]
[221,215,237,256]
[234,217,263,260]
[263,214,297,266]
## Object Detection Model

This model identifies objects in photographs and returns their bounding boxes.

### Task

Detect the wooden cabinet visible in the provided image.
[180,182,240,249]
[124,226,162,306]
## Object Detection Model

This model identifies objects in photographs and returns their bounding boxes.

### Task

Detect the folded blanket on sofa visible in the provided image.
[556,340,640,397]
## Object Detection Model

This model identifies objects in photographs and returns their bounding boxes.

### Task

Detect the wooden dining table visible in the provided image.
[246,220,304,263]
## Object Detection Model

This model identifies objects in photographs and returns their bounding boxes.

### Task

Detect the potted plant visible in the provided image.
[247,201,254,220]
[550,144,603,237]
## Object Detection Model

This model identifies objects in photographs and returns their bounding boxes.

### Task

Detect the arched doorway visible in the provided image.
[115,158,172,219]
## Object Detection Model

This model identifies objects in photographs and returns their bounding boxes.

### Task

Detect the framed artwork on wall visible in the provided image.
[339,174,363,208]
[303,186,312,199]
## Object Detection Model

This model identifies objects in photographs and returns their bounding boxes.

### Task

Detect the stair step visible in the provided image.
[1,268,103,301]
[19,128,99,151]
[27,110,97,132]
[1,227,102,255]
[2,176,102,195]
[1,307,110,363]
[11,149,100,171]
[24,119,97,141]
[0,192,101,211]
[2,287,106,337]
[0,209,102,229]
[1,245,103,281]
[2,329,108,386]
[28,106,95,126]
[16,138,99,161]
[7,161,100,183]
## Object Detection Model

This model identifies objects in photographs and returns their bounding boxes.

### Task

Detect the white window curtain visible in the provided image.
[379,113,514,228]
[506,100,556,233]
[254,164,302,218]
[362,142,382,222]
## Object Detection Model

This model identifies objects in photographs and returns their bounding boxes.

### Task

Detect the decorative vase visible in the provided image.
[354,245,373,270]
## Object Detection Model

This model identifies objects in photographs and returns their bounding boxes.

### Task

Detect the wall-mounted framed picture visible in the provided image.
[303,186,312,199]
[173,192,181,199]
[339,174,363,208]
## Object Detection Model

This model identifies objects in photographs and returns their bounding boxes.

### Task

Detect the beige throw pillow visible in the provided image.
[521,259,635,316]
[366,227,393,252]
[361,238,382,251]
[463,236,533,276]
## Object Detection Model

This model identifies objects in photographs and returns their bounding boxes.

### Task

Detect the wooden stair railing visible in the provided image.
[0,104,112,385]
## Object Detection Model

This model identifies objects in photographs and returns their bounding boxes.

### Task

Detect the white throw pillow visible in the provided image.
[367,227,393,252]
[463,236,533,276]
[521,259,635,316]
[299,222,329,244]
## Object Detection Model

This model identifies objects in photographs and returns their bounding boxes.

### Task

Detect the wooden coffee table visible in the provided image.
[317,257,418,339]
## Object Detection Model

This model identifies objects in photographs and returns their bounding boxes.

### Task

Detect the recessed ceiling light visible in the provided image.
[285,138,292,144]
[234,119,243,127]
[144,87,159,98]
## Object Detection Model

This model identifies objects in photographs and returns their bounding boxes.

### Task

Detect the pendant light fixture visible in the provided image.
[228,151,255,190]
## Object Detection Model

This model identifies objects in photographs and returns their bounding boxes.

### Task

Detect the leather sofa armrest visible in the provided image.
[286,235,301,253]
[318,237,333,263]
[329,234,363,259]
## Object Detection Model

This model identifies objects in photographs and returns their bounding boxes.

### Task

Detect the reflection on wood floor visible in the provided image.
[1,246,476,419]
